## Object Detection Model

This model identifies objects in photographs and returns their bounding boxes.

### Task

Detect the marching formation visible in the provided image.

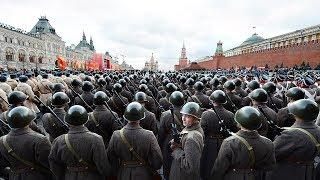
[0,67,319,180]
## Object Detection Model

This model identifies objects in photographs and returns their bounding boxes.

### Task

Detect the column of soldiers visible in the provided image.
[0,68,319,180]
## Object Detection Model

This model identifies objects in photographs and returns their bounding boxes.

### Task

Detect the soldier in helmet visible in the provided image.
[42,92,69,142]
[6,74,18,90]
[15,75,40,114]
[156,79,170,100]
[85,91,121,146]
[200,90,237,180]
[223,80,242,113]
[134,92,158,135]
[241,80,261,107]
[211,106,275,179]
[262,82,283,111]
[158,91,185,179]
[138,84,157,114]
[267,99,320,180]
[233,78,247,98]
[209,90,238,133]
[0,91,44,135]
[33,73,52,106]
[183,78,195,98]
[74,81,94,112]
[249,88,277,138]
[159,83,177,111]
[277,87,305,127]
[107,83,129,117]
[187,81,211,110]
[49,105,110,180]
[107,102,163,179]
[169,102,204,180]
[0,74,12,96]
[119,79,133,102]
[0,106,53,179]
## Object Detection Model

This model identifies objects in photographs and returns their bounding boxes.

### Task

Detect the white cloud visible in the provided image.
[0,0,319,70]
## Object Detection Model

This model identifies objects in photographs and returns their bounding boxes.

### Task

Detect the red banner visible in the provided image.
[57,56,68,70]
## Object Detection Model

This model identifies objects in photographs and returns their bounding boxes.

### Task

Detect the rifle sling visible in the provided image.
[284,127,320,154]
[2,135,51,174]
[64,134,95,168]
[231,133,255,168]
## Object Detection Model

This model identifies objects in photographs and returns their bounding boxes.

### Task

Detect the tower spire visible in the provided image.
[180,42,187,59]
[82,31,87,41]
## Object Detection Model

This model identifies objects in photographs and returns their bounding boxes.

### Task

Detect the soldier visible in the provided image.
[241,80,260,107]
[0,91,44,136]
[159,83,177,111]
[6,74,18,90]
[262,82,284,111]
[200,90,236,180]
[187,81,211,111]
[277,87,305,127]
[118,79,133,102]
[158,91,185,179]
[0,88,8,114]
[49,105,110,180]
[33,73,52,106]
[107,83,129,117]
[169,102,204,180]
[42,92,69,142]
[74,81,94,112]
[267,99,320,180]
[14,75,40,114]
[211,106,275,179]
[0,106,53,179]
[0,74,12,96]
[223,80,242,113]
[85,91,121,146]
[233,78,247,98]
[134,92,158,135]
[183,78,195,97]
[107,102,163,179]
[250,88,277,139]
[138,84,157,114]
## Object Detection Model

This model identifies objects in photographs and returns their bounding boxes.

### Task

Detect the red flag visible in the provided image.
[57,57,67,70]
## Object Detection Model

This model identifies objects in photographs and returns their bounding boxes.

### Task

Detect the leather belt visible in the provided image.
[67,166,96,172]
[11,166,35,173]
[121,160,145,167]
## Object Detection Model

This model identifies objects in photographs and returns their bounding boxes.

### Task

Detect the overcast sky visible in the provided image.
[0,0,319,70]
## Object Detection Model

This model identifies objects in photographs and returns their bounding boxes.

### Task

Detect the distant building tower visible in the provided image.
[144,53,158,71]
[174,42,189,71]
[215,40,224,56]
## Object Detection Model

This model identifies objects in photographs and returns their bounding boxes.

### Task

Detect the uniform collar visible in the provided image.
[9,127,33,136]
[291,121,317,129]
[68,125,89,134]
[182,121,201,133]
[124,123,142,130]
[94,105,108,111]
[236,130,259,139]
[53,107,66,113]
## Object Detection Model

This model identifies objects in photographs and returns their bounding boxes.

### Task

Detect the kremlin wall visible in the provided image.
[175,24,320,70]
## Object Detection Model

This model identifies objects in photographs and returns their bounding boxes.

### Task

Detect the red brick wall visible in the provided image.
[198,40,320,69]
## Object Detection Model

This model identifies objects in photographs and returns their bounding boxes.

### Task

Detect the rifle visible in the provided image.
[257,105,283,140]
[0,95,9,106]
[185,91,203,107]
[170,107,180,143]
[113,90,128,107]
[0,119,10,135]
[225,91,238,113]
[209,102,231,137]
[266,93,279,113]
[103,101,124,127]
[34,96,69,131]
[69,85,94,112]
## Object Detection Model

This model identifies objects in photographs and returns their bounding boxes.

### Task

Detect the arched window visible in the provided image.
[18,49,26,62]
[38,54,44,63]
[5,47,14,61]
[29,51,36,63]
